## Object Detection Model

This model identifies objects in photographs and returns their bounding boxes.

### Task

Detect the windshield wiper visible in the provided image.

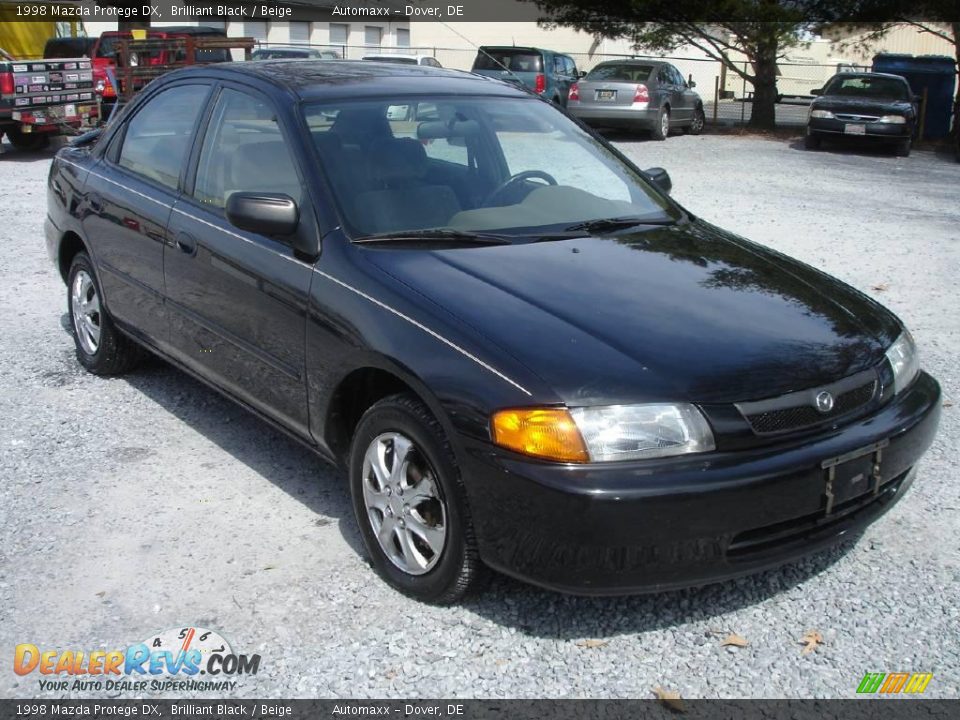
[352,229,513,246]
[564,216,677,234]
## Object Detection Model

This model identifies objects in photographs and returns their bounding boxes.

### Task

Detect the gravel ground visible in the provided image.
[1,132,958,700]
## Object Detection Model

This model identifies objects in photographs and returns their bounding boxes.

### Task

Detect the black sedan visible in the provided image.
[806,72,917,156]
[45,61,940,602]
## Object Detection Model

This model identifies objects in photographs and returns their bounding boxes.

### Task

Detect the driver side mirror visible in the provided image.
[644,167,672,195]
[687,74,696,88]
[226,192,299,237]
[811,88,823,96]
[579,69,587,78]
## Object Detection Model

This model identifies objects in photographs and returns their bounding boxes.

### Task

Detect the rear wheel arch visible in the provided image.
[58,231,89,284]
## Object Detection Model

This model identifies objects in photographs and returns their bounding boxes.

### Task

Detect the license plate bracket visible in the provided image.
[821,439,888,515]
[844,123,866,135]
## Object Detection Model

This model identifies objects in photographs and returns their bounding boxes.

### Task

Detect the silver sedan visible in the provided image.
[568,60,705,140]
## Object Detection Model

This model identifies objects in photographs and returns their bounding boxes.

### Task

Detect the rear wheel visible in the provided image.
[349,393,485,604]
[67,252,145,375]
[6,127,50,152]
[651,106,670,141]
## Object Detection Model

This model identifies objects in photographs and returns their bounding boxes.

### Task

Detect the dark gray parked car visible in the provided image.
[568,60,705,140]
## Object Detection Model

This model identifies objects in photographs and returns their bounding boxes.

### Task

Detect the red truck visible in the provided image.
[0,55,98,151]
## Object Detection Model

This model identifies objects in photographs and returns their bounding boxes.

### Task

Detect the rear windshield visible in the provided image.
[44,38,94,59]
[586,64,654,82]
[473,50,542,73]
[253,49,308,59]
[824,75,909,100]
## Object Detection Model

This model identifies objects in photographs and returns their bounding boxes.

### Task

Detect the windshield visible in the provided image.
[473,50,543,73]
[303,96,677,239]
[586,64,654,82]
[824,75,909,100]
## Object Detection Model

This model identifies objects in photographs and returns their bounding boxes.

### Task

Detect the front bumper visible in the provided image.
[459,372,940,595]
[808,117,911,140]
[568,104,658,128]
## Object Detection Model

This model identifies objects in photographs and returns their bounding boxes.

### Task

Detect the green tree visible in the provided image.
[534,1,887,129]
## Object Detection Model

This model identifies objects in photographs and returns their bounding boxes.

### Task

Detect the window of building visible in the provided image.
[364,26,382,46]
[329,23,349,45]
[396,28,410,47]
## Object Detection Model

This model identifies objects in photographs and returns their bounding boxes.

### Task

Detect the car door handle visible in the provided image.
[175,232,198,256]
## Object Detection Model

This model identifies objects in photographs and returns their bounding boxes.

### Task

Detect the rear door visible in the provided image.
[82,82,211,347]
[164,83,315,435]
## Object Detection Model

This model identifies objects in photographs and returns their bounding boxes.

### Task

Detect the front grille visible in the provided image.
[835,113,880,122]
[744,380,877,434]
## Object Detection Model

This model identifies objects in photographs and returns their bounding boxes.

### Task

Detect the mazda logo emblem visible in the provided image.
[815,390,835,413]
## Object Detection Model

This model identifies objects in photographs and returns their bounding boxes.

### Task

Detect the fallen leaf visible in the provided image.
[871,283,889,292]
[943,401,954,408]
[494,659,509,666]
[575,638,608,649]
[721,633,749,648]
[262,564,277,571]
[652,686,685,712]
[800,630,824,655]
[95,591,106,598]
[385,669,397,680]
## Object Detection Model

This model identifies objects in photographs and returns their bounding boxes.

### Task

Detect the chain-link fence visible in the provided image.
[252,41,873,128]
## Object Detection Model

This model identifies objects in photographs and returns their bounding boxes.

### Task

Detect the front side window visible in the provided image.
[117,84,209,190]
[193,88,301,209]
[303,96,675,238]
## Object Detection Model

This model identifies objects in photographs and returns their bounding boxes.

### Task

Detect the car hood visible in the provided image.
[812,96,913,115]
[364,222,901,405]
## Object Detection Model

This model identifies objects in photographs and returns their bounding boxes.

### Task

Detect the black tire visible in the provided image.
[67,252,145,376]
[686,105,705,135]
[349,393,486,604]
[804,134,822,150]
[651,106,670,141]
[894,138,911,157]
[6,127,50,152]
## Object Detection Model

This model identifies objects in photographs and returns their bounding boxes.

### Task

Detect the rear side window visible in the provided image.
[117,84,209,190]
[586,64,653,82]
[473,50,542,73]
[193,88,302,209]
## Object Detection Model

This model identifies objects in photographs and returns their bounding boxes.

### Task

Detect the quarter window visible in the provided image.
[193,88,302,209]
[117,84,209,190]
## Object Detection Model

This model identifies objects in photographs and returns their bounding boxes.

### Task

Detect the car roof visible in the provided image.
[164,60,530,101]
[829,72,907,82]
[595,58,665,66]
[478,46,546,54]
[362,53,424,59]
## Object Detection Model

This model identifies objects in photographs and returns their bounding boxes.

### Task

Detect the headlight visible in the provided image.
[810,109,834,119]
[570,404,715,461]
[491,404,715,462]
[877,115,907,124]
[885,330,920,394]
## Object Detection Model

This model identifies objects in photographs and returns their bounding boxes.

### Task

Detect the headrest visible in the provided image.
[313,131,344,156]
[331,108,392,146]
[367,138,428,185]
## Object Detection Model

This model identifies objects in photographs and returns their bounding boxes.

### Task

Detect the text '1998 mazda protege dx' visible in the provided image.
[46,61,941,603]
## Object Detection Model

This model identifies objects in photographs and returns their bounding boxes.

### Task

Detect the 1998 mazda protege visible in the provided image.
[45,61,941,603]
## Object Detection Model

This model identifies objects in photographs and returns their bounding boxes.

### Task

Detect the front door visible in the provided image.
[164,85,315,435]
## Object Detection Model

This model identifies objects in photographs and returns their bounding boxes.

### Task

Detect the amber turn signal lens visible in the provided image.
[490,408,590,463]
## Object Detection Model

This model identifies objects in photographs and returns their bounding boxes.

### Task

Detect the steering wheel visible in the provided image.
[482,170,557,208]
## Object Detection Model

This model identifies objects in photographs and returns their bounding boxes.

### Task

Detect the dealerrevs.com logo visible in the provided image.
[14,626,261,693]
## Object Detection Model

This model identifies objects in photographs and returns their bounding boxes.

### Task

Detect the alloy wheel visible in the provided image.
[71,269,101,354]
[661,111,670,138]
[361,432,447,575]
[691,110,704,133]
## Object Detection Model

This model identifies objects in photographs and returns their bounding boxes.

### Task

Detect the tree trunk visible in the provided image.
[953,22,959,140]
[748,40,780,130]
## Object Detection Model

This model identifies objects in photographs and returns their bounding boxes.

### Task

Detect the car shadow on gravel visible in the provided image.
[464,538,860,639]
[113,352,367,558]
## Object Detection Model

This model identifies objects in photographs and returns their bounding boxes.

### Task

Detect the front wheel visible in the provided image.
[686,106,705,135]
[804,134,822,150]
[349,393,486,604]
[67,252,145,375]
[894,138,911,157]
[6,127,50,151]
[651,107,670,141]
